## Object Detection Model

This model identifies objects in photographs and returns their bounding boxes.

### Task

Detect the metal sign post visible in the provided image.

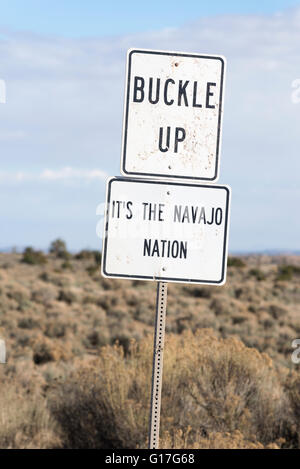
[101,47,230,451]
[149,282,168,449]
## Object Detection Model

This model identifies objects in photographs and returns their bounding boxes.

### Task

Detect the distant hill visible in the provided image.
[1,246,299,256]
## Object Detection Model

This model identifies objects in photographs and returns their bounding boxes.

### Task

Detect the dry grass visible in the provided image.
[0,252,300,448]
[0,375,60,448]
[49,330,294,449]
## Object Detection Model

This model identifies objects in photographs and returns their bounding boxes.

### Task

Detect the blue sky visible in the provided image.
[1,0,299,37]
[0,1,300,252]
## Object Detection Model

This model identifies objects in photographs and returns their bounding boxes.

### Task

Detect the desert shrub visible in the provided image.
[94,251,102,265]
[101,278,123,290]
[49,330,290,449]
[210,295,233,316]
[86,264,99,277]
[31,286,57,305]
[75,249,95,260]
[172,331,289,446]
[6,286,30,311]
[58,289,77,305]
[96,294,114,310]
[49,239,71,260]
[33,339,70,365]
[6,287,29,304]
[277,265,300,281]
[249,268,266,281]
[183,286,212,298]
[17,334,30,347]
[160,429,278,449]
[268,304,287,320]
[124,290,140,307]
[21,247,47,265]
[227,257,246,268]
[110,332,132,354]
[110,307,129,321]
[0,381,60,448]
[82,294,99,305]
[85,330,103,348]
[286,374,300,447]
[49,342,150,448]
[262,318,275,329]
[84,330,110,349]
[33,343,55,365]
[75,250,101,265]
[133,303,154,326]
[61,261,73,270]
[132,280,147,287]
[45,322,66,338]
[18,317,39,330]
[231,314,248,325]
[39,272,49,282]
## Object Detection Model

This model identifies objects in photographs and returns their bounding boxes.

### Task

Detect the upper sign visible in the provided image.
[102,178,231,285]
[121,49,226,182]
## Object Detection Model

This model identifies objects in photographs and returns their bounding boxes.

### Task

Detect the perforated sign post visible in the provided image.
[121,48,226,182]
[102,48,229,450]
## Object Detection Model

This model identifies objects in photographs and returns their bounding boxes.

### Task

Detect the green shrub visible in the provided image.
[21,247,47,265]
[249,268,266,281]
[94,251,102,266]
[33,343,55,365]
[183,286,211,298]
[45,322,66,339]
[86,265,98,277]
[75,249,94,260]
[268,304,287,319]
[75,249,101,265]
[277,265,300,281]
[58,289,77,305]
[18,317,39,330]
[31,286,57,305]
[49,239,71,260]
[227,257,246,268]
[61,261,73,270]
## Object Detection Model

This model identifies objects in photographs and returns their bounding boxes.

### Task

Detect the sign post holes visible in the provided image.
[149,282,168,449]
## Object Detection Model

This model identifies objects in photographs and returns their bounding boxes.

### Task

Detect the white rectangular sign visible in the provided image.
[102,178,231,285]
[121,49,226,182]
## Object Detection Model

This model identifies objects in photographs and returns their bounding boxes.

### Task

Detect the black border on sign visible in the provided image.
[102,177,230,284]
[121,49,225,182]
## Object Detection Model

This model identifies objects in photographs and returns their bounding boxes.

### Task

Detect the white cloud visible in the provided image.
[40,167,107,180]
[0,167,108,183]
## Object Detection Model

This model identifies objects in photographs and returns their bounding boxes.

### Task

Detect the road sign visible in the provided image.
[121,49,226,182]
[102,177,231,285]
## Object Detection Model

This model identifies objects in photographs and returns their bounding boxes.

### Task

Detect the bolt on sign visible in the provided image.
[121,49,226,182]
[102,178,231,285]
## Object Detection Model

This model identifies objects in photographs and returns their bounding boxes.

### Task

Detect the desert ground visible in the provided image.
[0,242,300,449]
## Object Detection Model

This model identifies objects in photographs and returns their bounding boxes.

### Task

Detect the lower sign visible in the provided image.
[102,178,231,285]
